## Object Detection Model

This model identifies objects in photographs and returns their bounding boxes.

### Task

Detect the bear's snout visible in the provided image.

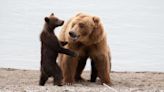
[69,31,80,41]
[56,20,64,27]
[58,20,64,26]
[69,31,77,38]
[61,20,64,25]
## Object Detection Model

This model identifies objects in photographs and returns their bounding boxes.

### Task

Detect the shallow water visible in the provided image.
[0,0,164,71]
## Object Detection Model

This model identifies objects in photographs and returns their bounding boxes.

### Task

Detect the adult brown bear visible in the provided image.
[58,13,111,85]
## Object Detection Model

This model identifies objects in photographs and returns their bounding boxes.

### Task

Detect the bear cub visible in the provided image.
[39,13,76,86]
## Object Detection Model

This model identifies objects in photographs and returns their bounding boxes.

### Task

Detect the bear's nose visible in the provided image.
[69,31,77,38]
[61,20,64,25]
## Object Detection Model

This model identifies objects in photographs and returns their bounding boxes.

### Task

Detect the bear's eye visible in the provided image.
[72,23,75,27]
[79,23,85,28]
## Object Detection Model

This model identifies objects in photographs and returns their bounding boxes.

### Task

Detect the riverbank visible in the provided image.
[0,68,163,92]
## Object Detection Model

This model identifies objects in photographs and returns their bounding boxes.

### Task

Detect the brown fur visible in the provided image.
[39,13,76,86]
[58,13,111,85]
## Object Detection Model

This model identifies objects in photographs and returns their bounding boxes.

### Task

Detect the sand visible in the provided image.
[0,68,163,92]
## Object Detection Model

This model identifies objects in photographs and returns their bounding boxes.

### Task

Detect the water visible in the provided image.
[0,0,164,72]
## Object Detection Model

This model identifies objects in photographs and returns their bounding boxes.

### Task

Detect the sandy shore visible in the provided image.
[0,68,163,92]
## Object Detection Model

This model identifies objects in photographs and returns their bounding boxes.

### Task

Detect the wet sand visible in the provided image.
[0,68,163,92]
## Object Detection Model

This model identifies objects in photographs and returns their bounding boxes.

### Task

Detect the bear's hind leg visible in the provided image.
[52,65,63,86]
[39,72,48,86]
[53,77,63,86]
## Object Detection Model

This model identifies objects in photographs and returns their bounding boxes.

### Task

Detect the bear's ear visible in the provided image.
[44,17,49,23]
[90,16,102,40]
[51,13,54,16]
[76,12,83,17]
[93,16,100,27]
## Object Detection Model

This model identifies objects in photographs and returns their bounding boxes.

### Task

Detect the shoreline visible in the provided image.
[1,67,163,73]
[0,68,164,92]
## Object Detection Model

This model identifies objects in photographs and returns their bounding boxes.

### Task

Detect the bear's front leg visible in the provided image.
[75,55,88,82]
[90,51,111,82]
[60,41,68,46]
[62,55,78,85]
[90,60,98,82]
[58,47,77,57]
[91,53,111,85]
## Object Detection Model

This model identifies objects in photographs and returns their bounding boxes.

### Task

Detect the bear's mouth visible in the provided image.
[69,31,80,41]
[70,35,80,41]
[72,36,79,41]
